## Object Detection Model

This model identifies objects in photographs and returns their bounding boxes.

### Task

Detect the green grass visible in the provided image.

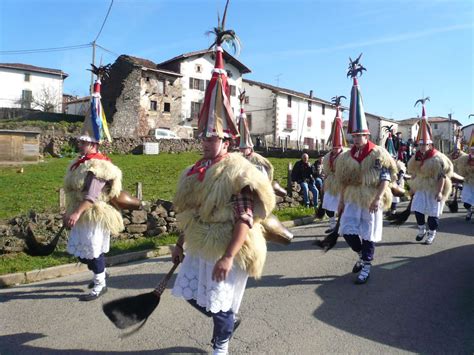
[0,251,76,275]
[0,234,179,275]
[273,206,314,221]
[0,152,302,275]
[0,152,296,220]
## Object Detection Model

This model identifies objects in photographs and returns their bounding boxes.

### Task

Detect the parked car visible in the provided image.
[148,128,179,139]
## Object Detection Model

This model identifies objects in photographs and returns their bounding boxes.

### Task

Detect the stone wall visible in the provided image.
[102,58,141,138]
[0,189,307,255]
[40,135,201,157]
[0,199,178,254]
[0,107,84,123]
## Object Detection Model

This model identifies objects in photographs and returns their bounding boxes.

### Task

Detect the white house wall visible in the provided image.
[179,53,242,122]
[0,68,64,112]
[275,93,335,149]
[242,82,274,135]
[65,100,89,116]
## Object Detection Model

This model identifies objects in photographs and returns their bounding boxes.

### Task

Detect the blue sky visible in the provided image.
[1,0,472,125]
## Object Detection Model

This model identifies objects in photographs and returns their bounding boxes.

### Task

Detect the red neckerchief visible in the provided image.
[350,140,375,163]
[70,152,111,171]
[329,150,342,171]
[415,148,437,166]
[187,153,228,182]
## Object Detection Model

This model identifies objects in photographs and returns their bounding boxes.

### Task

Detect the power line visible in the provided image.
[94,0,114,42]
[0,44,91,55]
[95,44,119,57]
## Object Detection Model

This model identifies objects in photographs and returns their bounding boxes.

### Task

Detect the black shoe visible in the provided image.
[352,259,363,273]
[79,287,107,301]
[324,228,334,234]
[88,271,110,289]
[233,315,241,332]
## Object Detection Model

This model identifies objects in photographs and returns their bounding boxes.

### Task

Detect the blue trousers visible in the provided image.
[414,212,439,231]
[300,178,323,206]
[78,253,105,274]
[186,299,234,351]
[343,234,375,262]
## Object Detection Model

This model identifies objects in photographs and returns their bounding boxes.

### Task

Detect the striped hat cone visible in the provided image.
[238,108,253,149]
[415,105,433,145]
[385,132,397,158]
[197,46,239,139]
[469,128,474,152]
[348,77,370,135]
[80,78,112,144]
[328,106,347,148]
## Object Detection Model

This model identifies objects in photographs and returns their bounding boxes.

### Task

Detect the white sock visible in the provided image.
[92,271,106,294]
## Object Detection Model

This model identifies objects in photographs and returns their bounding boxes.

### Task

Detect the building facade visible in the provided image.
[101,55,183,138]
[0,63,68,113]
[397,116,462,152]
[243,79,336,150]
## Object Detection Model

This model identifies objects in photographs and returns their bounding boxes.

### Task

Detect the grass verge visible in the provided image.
[273,205,315,221]
[0,234,178,275]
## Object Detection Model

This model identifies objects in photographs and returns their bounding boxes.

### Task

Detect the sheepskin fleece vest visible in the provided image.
[173,153,275,278]
[64,158,124,235]
[322,148,348,196]
[407,151,453,201]
[247,152,274,181]
[335,145,397,210]
[396,160,407,174]
[454,154,474,185]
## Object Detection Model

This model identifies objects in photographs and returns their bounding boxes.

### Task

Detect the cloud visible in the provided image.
[262,23,473,57]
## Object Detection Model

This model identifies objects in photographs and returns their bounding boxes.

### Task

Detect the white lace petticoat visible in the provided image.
[67,222,110,259]
[172,254,249,314]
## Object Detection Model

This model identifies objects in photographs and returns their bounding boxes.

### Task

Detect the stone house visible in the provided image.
[101,55,183,138]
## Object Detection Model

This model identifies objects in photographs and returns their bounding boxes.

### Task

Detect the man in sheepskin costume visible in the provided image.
[383,125,409,216]
[236,91,293,245]
[408,98,453,244]
[455,129,474,221]
[321,95,349,233]
[336,54,397,284]
[63,66,123,301]
[170,5,275,353]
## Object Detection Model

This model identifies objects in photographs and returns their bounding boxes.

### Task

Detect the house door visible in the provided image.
[303,137,314,150]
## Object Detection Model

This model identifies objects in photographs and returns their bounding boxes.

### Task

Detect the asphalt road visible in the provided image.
[1,206,473,354]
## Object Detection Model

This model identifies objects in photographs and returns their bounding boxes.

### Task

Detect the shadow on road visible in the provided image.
[248,274,337,288]
[0,332,206,354]
[313,244,474,353]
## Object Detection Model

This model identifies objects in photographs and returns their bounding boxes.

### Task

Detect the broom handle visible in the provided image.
[153,261,180,296]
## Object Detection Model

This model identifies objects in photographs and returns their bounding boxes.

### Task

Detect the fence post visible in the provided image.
[136,182,143,200]
[59,188,66,213]
[287,162,293,195]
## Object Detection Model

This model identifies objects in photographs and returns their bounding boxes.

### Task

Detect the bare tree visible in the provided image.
[33,86,61,112]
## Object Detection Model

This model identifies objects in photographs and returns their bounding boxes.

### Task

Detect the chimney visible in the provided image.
[309,90,313,98]
[448,113,452,120]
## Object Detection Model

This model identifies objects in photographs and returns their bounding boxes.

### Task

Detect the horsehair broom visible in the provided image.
[103,260,181,333]
[390,200,412,225]
[313,214,341,252]
[447,186,459,213]
[24,225,66,256]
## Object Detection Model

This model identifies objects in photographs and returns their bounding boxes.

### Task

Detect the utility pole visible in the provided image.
[275,73,282,87]
[90,41,96,94]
